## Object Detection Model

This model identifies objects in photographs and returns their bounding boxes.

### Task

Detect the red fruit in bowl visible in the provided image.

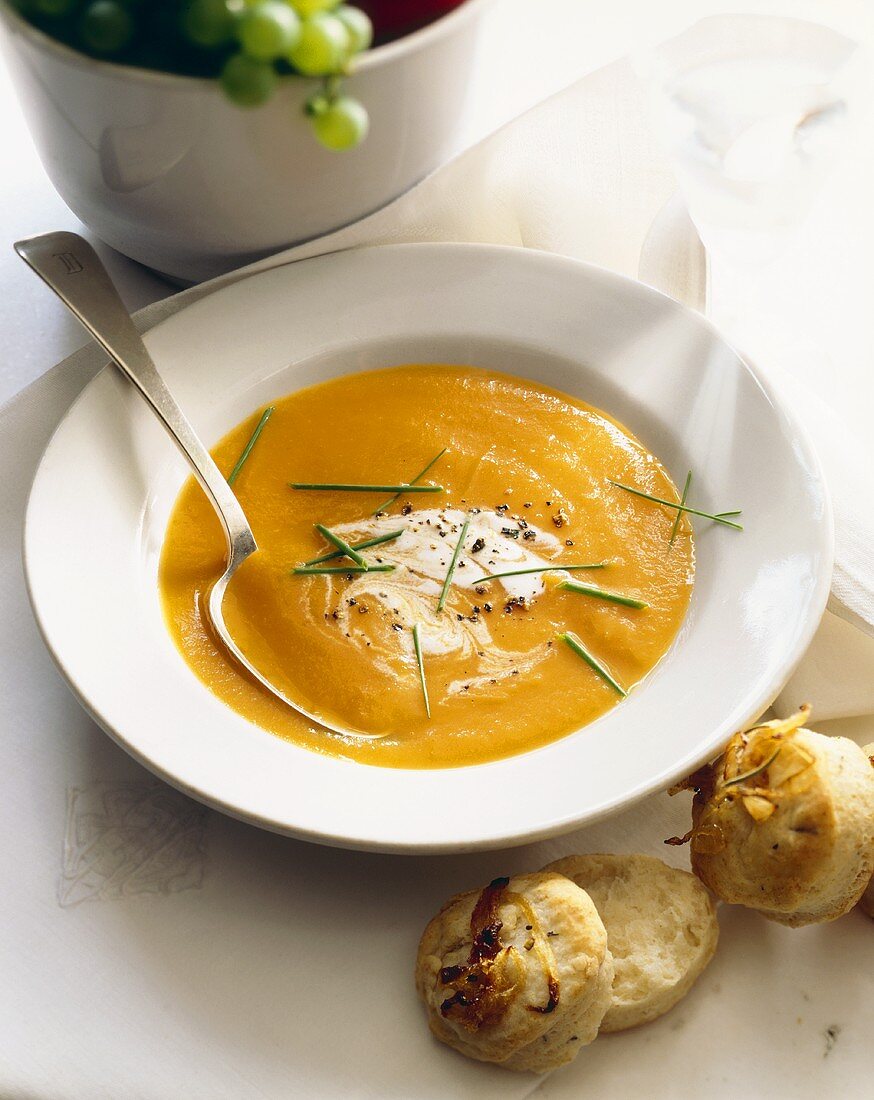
[358,0,467,42]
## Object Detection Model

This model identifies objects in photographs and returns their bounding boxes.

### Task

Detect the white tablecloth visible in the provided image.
[2,5,874,1099]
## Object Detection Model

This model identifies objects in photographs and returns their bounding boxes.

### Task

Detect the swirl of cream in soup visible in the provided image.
[302,509,565,696]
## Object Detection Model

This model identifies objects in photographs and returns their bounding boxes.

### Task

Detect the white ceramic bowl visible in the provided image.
[23,244,832,853]
[0,1,488,282]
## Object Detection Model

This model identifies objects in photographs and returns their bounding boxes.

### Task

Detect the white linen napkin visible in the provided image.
[3,50,873,1100]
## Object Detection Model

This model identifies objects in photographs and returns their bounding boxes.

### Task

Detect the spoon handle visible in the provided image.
[15,231,255,560]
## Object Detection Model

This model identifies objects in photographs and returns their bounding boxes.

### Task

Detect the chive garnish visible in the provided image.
[304,529,404,567]
[436,515,471,613]
[669,470,692,546]
[413,623,431,719]
[557,579,648,609]
[290,482,443,494]
[558,631,627,697]
[227,406,274,487]
[468,563,607,585]
[724,747,782,787]
[373,448,447,515]
[609,480,743,531]
[292,564,396,575]
[315,523,368,569]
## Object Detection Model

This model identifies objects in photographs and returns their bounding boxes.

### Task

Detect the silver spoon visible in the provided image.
[16,231,381,741]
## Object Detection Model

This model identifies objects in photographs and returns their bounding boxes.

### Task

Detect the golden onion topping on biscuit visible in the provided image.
[671,708,874,926]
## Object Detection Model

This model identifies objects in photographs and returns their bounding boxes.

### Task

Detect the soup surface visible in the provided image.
[159,365,694,768]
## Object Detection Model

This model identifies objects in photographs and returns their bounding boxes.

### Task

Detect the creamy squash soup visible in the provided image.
[159,365,695,768]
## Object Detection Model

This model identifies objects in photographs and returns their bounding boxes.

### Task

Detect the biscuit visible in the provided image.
[415,871,613,1072]
[686,709,874,927]
[858,743,874,919]
[544,853,718,1032]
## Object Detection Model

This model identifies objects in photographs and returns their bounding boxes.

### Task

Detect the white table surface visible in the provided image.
[2,2,873,1098]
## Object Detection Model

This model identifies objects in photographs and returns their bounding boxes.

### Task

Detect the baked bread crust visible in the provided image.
[415,871,613,1073]
[687,711,874,927]
[544,853,718,1032]
[858,743,874,919]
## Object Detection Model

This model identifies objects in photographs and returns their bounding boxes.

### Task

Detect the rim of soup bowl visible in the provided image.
[21,244,834,853]
[0,0,491,87]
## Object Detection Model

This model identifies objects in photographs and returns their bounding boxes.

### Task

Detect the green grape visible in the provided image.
[32,0,78,15]
[18,0,367,150]
[290,0,339,16]
[335,6,372,55]
[287,12,347,75]
[183,0,237,49]
[310,95,368,150]
[238,0,300,61]
[220,52,277,106]
[79,1,134,54]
